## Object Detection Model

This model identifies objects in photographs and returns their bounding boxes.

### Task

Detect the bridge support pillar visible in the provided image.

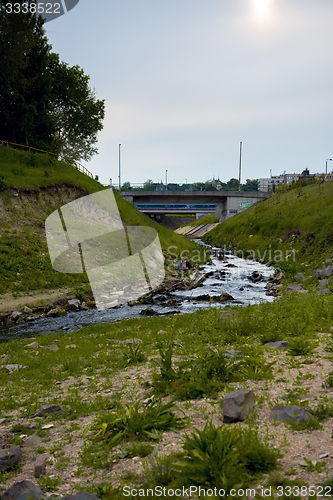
[215,199,228,221]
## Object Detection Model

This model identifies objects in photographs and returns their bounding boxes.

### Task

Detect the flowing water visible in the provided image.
[0,245,275,342]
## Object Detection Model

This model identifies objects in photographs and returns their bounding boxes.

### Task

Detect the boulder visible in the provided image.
[217,292,234,302]
[32,404,63,417]
[140,308,157,316]
[47,308,59,317]
[249,271,262,282]
[68,299,81,310]
[269,405,315,423]
[318,288,330,295]
[222,389,255,423]
[265,341,289,350]
[23,435,43,449]
[23,306,33,314]
[10,311,22,321]
[286,284,307,293]
[0,446,22,472]
[1,480,45,500]
[34,454,48,478]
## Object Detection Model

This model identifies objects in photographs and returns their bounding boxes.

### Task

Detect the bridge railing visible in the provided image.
[0,140,94,179]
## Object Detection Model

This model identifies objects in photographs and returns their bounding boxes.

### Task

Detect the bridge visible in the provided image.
[120,190,270,221]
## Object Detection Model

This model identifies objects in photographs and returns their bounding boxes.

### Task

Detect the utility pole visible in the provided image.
[118,144,121,190]
[238,141,242,191]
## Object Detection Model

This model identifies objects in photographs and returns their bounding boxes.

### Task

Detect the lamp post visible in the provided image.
[118,144,121,190]
[165,170,168,191]
[326,158,332,180]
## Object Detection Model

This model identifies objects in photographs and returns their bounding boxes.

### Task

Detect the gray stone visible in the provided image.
[68,299,81,310]
[294,273,305,281]
[140,308,158,316]
[63,492,101,500]
[46,344,59,351]
[1,480,45,500]
[26,341,40,348]
[249,271,263,282]
[318,288,330,295]
[218,292,234,302]
[286,284,307,293]
[224,349,243,357]
[10,311,22,321]
[269,405,315,423]
[322,265,333,277]
[265,341,290,350]
[4,364,25,373]
[23,434,42,449]
[47,308,59,317]
[32,404,63,417]
[23,306,33,314]
[222,389,255,423]
[34,454,47,478]
[0,446,22,472]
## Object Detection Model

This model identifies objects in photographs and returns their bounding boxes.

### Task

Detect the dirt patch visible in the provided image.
[0,288,72,314]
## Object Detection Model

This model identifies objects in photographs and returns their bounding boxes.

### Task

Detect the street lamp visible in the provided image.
[326,158,332,180]
[165,170,168,191]
[118,144,121,190]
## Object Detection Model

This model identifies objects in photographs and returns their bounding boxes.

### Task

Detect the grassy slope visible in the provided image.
[203,181,333,278]
[0,145,206,296]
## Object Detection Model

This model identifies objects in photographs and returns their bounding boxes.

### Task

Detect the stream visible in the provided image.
[0,245,275,343]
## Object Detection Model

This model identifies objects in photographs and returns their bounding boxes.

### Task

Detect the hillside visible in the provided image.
[202,181,333,279]
[0,145,206,301]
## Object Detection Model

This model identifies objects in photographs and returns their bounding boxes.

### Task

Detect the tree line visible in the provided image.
[121,178,258,191]
[0,0,105,161]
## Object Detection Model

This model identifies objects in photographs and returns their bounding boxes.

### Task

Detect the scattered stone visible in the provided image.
[224,349,243,358]
[0,446,22,472]
[46,344,59,351]
[118,338,143,345]
[222,389,255,423]
[10,311,22,321]
[47,308,59,317]
[42,423,54,430]
[68,299,81,310]
[23,434,43,449]
[195,294,211,301]
[32,404,63,417]
[63,492,101,500]
[265,341,289,350]
[4,364,25,373]
[294,273,305,281]
[319,452,329,459]
[26,314,40,322]
[34,454,48,478]
[318,288,330,295]
[30,422,38,429]
[0,418,8,425]
[286,284,307,293]
[269,405,315,423]
[249,271,263,282]
[140,307,158,316]
[217,292,234,302]
[23,306,33,314]
[1,480,45,500]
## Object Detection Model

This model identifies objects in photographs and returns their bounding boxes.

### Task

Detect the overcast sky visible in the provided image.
[45,0,333,186]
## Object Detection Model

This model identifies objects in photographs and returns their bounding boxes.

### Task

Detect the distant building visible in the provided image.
[258,169,324,192]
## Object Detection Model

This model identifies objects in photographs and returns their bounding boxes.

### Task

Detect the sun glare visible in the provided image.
[252,0,274,21]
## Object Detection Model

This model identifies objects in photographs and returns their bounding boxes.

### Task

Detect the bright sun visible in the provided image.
[252,0,274,21]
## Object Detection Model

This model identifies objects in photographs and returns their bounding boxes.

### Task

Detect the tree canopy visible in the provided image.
[0,1,105,161]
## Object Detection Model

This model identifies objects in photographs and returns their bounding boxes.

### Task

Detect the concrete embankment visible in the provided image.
[175,223,220,238]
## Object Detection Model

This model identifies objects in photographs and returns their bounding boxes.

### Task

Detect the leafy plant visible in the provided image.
[285,415,323,431]
[173,422,281,492]
[152,347,178,381]
[122,344,147,366]
[116,441,154,459]
[287,338,317,356]
[237,356,276,381]
[300,457,326,472]
[37,475,62,492]
[84,399,184,447]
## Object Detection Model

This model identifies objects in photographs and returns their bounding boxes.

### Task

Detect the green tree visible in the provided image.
[47,53,105,161]
[0,2,105,161]
[226,178,239,191]
[0,1,54,148]
[242,179,258,191]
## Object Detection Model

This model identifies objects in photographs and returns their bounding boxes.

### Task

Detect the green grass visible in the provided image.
[0,144,208,295]
[202,179,333,278]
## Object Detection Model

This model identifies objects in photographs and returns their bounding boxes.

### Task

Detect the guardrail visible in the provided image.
[0,140,94,179]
